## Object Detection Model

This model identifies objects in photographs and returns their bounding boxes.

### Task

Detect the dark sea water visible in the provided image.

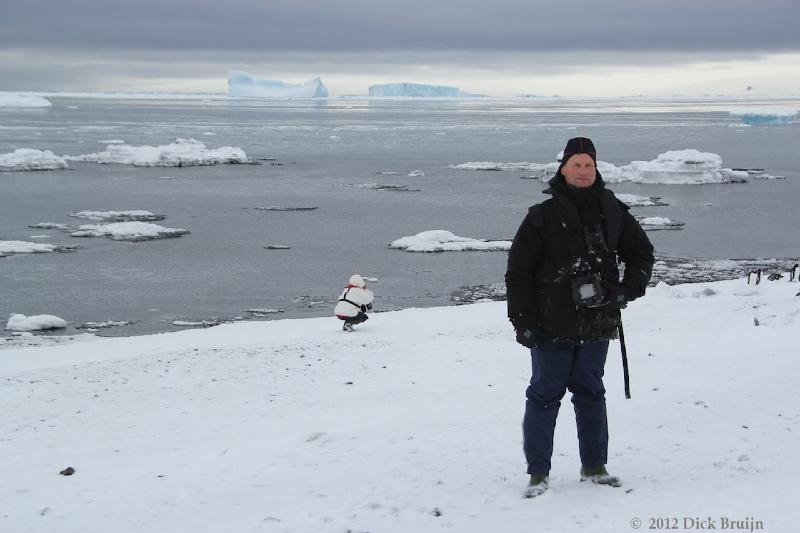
[2,97,799,337]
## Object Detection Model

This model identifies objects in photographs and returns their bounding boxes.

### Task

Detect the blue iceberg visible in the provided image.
[228,70,328,98]
[730,108,797,125]
[369,83,460,97]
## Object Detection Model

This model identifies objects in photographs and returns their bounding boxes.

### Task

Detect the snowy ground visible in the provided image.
[0,278,796,532]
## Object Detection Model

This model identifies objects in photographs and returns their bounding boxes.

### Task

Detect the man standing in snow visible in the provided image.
[335,274,374,332]
[505,137,654,498]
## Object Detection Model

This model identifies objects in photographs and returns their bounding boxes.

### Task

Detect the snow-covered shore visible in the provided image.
[0,278,796,532]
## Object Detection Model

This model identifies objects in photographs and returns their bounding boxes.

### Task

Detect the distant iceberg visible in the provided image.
[228,70,328,98]
[0,92,52,108]
[369,83,460,97]
[729,108,797,125]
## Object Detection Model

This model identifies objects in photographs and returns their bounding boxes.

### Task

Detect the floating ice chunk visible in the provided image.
[729,108,797,125]
[65,139,249,167]
[0,240,56,254]
[69,210,166,222]
[336,183,421,192]
[616,194,669,207]
[28,222,73,230]
[75,139,249,167]
[228,70,328,98]
[98,139,125,144]
[449,161,554,172]
[71,221,190,241]
[408,170,424,177]
[389,230,511,252]
[450,149,760,184]
[6,313,67,331]
[76,320,133,330]
[622,150,741,184]
[0,92,52,107]
[636,216,685,230]
[248,308,285,316]
[253,206,318,211]
[369,83,460,97]
[0,149,69,171]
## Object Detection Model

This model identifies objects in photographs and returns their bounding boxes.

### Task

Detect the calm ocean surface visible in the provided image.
[2,97,799,336]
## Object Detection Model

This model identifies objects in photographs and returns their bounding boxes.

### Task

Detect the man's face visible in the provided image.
[561,153,596,188]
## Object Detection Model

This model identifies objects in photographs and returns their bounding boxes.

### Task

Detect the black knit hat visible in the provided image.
[560,137,597,164]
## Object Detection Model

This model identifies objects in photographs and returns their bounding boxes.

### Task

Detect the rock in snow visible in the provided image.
[6,313,67,331]
[228,70,329,98]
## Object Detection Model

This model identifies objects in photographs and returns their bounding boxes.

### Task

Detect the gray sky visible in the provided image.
[1,0,799,96]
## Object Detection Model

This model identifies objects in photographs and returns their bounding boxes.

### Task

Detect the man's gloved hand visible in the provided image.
[511,314,538,348]
[604,283,629,309]
[366,303,373,311]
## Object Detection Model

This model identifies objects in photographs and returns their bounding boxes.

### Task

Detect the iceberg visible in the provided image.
[227,70,328,98]
[0,92,52,108]
[729,108,797,125]
[65,139,249,167]
[0,149,69,171]
[369,83,460,97]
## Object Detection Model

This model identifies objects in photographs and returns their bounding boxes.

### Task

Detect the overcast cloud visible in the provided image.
[1,0,798,95]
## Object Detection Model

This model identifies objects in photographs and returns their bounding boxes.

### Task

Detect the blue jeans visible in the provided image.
[523,340,609,475]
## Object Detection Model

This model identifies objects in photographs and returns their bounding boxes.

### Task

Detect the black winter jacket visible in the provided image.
[505,172,654,345]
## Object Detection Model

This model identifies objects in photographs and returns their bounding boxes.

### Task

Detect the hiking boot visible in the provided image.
[523,474,549,498]
[342,322,354,332]
[580,465,621,487]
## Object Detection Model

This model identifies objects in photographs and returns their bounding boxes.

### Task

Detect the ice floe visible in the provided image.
[0,92,52,108]
[389,230,511,252]
[76,320,134,331]
[69,210,166,222]
[264,245,291,250]
[408,170,425,177]
[28,223,74,230]
[64,138,250,167]
[0,149,69,171]
[336,183,421,192]
[616,194,669,207]
[248,308,285,317]
[451,149,778,184]
[6,313,67,331]
[70,222,190,241]
[0,241,56,254]
[636,216,685,230]
[729,108,797,125]
[253,206,318,211]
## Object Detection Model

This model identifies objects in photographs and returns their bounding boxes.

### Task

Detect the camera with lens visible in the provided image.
[570,273,605,308]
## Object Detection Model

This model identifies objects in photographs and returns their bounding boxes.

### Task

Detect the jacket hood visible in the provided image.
[348,274,366,288]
